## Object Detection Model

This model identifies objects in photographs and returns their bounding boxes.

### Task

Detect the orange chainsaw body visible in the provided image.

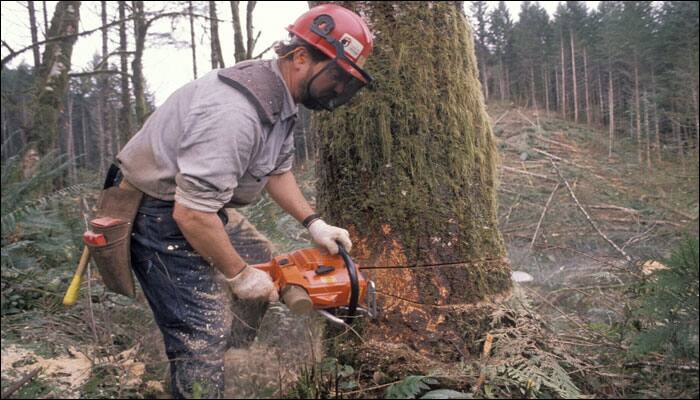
[251,247,369,311]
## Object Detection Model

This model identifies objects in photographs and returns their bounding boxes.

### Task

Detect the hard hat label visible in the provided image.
[340,33,364,61]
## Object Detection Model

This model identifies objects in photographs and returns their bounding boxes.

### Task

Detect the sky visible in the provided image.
[1,1,598,106]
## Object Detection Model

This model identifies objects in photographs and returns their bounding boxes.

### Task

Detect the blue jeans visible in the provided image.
[130,197,232,399]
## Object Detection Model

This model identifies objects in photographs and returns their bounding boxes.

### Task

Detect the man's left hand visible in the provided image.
[308,220,352,255]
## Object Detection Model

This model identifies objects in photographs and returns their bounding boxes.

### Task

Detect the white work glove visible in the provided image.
[226,265,279,302]
[308,219,352,255]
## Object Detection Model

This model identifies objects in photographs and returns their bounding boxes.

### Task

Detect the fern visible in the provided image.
[631,237,699,359]
[386,375,439,399]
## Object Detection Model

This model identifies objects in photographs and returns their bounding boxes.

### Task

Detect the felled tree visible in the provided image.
[312,1,511,359]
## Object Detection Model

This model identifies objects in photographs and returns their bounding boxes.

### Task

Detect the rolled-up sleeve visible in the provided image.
[174,104,261,212]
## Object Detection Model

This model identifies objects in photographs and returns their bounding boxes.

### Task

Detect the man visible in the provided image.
[114,4,373,398]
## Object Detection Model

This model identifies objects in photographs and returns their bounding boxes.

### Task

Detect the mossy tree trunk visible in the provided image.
[24,1,80,177]
[311,1,511,359]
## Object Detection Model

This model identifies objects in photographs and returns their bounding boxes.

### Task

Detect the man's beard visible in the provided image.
[300,67,336,111]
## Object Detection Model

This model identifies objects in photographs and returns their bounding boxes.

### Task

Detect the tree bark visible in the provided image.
[554,64,560,112]
[100,0,109,175]
[42,1,49,37]
[245,1,257,59]
[189,0,198,78]
[66,82,76,183]
[598,67,604,127]
[570,29,578,123]
[313,1,510,359]
[543,64,550,115]
[230,1,246,63]
[131,0,146,128]
[583,46,591,125]
[608,62,614,158]
[560,30,566,118]
[643,90,651,170]
[634,58,642,165]
[118,1,132,144]
[24,1,81,173]
[209,1,225,69]
[651,72,661,162]
[28,1,41,69]
[530,65,537,110]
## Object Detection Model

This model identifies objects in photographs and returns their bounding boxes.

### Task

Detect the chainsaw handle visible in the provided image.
[281,284,313,315]
[337,242,358,323]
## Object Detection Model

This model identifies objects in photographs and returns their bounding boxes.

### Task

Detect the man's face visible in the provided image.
[302,60,355,110]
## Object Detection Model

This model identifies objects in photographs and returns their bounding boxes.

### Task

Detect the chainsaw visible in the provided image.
[252,243,377,325]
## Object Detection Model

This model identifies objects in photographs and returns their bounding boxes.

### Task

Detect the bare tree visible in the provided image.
[230,1,261,63]
[28,1,41,69]
[118,1,132,143]
[189,0,198,78]
[208,1,225,69]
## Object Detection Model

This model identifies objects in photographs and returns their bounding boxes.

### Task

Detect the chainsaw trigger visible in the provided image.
[314,265,334,275]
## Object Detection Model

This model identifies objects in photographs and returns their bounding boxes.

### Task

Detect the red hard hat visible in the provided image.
[286,4,373,84]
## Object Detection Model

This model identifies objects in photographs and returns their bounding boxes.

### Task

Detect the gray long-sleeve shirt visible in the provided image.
[116,59,298,212]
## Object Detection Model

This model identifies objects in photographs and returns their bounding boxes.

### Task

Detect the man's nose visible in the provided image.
[334,81,346,95]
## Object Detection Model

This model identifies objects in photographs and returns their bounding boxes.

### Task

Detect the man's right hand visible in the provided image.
[226,265,279,302]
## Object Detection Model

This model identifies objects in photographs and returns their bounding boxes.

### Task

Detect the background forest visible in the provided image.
[1,1,698,399]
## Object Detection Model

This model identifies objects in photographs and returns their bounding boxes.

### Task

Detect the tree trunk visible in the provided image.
[28,1,41,69]
[480,56,489,101]
[598,67,604,127]
[570,29,578,123]
[100,0,109,174]
[652,72,661,162]
[560,30,566,118]
[24,1,81,175]
[131,0,146,128]
[42,1,49,37]
[230,1,246,63]
[118,1,132,144]
[66,83,76,183]
[692,83,699,159]
[189,0,198,78]
[245,1,257,59]
[643,90,651,170]
[554,64,560,112]
[583,46,591,125]
[209,1,225,69]
[608,63,614,158]
[313,1,511,359]
[543,64,550,115]
[634,58,642,165]
[498,59,505,101]
[530,65,537,110]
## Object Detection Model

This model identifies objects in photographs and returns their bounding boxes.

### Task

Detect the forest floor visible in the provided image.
[1,103,698,399]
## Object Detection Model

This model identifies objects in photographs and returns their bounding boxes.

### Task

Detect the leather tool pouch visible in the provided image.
[85,185,143,297]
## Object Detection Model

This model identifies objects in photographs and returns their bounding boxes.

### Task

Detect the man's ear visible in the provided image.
[292,47,308,66]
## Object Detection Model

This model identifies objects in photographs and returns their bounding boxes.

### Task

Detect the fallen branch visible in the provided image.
[529,182,561,252]
[516,109,537,128]
[549,160,633,263]
[493,110,509,126]
[472,333,494,395]
[588,204,640,215]
[624,361,699,373]
[658,201,698,221]
[501,166,558,182]
[534,135,578,152]
[1,367,42,399]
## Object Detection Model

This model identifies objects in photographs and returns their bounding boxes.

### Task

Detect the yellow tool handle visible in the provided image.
[62,246,90,306]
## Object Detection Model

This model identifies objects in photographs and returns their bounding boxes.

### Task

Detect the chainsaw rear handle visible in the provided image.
[337,241,359,323]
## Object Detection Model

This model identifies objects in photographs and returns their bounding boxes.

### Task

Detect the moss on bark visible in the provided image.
[312,1,511,357]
